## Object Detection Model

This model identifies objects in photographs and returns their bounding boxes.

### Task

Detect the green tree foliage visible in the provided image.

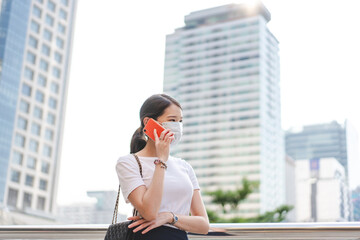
[206,178,293,223]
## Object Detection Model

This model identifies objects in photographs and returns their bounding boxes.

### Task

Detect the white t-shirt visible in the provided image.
[116,154,200,219]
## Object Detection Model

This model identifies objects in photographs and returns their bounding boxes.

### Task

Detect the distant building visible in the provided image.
[286,120,360,191]
[57,191,126,224]
[164,2,285,219]
[0,0,77,220]
[285,155,296,222]
[352,187,360,221]
[295,158,350,222]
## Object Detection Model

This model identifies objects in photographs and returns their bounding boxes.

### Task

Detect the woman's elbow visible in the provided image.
[199,219,210,235]
[139,210,157,221]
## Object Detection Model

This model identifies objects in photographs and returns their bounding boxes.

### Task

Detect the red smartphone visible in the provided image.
[143,118,165,141]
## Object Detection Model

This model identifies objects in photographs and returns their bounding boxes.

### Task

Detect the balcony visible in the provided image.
[1,222,360,239]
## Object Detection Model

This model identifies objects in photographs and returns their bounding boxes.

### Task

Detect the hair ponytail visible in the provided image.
[130,126,147,154]
[129,93,182,154]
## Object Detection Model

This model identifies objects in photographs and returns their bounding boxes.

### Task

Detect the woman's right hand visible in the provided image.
[154,129,174,162]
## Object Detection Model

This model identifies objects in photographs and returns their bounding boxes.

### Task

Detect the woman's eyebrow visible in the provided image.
[167,115,182,119]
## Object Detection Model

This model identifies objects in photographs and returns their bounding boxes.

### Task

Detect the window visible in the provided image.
[41,44,50,56]
[15,134,25,147]
[48,97,57,109]
[36,0,43,4]
[19,100,30,113]
[38,74,47,87]
[31,20,40,33]
[40,59,49,72]
[24,67,34,80]
[33,5,42,18]
[33,106,43,119]
[26,51,36,64]
[39,179,48,191]
[7,188,18,207]
[10,170,20,183]
[58,23,66,34]
[35,90,45,103]
[27,156,37,169]
[59,9,67,20]
[37,196,45,210]
[61,0,68,6]
[56,37,64,49]
[23,192,32,209]
[31,122,41,136]
[50,82,59,93]
[28,36,38,48]
[54,52,62,63]
[22,83,32,96]
[47,0,56,12]
[45,14,54,26]
[43,145,52,157]
[12,151,23,165]
[41,161,50,174]
[45,129,53,141]
[29,139,39,153]
[47,113,55,125]
[17,116,28,130]
[52,67,61,78]
[43,29,52,42]
[25,175,34,187]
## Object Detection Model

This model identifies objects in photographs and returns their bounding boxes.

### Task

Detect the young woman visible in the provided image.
[116,94,209,240]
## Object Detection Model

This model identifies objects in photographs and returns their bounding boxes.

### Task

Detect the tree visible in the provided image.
[206,178,293,223]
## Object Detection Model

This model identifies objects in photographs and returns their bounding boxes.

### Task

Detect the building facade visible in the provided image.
[163,3,285,218]
[295,158,350,222]
[0,0,77,217]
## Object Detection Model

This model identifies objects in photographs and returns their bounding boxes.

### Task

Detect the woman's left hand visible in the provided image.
[127,212,172,234]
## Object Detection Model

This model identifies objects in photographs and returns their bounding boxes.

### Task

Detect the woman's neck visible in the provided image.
[136,141,157,157]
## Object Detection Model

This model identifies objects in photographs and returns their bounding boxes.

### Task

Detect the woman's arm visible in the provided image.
[128,189,210,235]
[127,164,165,220]
[127,129,173,221]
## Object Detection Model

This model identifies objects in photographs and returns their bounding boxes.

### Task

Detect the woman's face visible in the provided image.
[156,104,183,124]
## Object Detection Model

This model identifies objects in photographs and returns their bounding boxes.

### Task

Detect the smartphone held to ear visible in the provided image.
[143,118,165,141]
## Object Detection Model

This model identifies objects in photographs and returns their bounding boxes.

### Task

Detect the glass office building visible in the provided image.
[0,0,77,216]
[164,3,285,218]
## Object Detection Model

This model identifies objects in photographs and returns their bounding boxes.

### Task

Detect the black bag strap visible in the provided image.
[112,154,143,224]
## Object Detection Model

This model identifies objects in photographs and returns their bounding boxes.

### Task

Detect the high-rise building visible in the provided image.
[295,158,350,222]
[285,120,360,191]
[0,0,77,217]
[163,2,285,218]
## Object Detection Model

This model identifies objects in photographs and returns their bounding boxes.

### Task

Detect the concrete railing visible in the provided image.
[1,222,360,239]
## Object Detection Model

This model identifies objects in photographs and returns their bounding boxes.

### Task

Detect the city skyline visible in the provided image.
[58,0,360,219]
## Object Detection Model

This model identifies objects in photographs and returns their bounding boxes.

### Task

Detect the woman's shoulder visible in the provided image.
[116,153,136,164]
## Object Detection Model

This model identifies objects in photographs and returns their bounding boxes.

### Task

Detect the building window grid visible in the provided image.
[33,106,43,119]
[12,151,23,165]
[24,67,34,81]
[41,44,51,56]
[45,14,54,26]
[27,156,37,170]
[19,100,30,113]
[37,74,47,87]
[30,20,40,33]
[32,5,42,19]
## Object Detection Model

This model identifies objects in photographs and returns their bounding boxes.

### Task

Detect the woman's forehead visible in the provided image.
[163,104,182,117]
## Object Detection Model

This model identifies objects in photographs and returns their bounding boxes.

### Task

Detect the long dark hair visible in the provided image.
[130,93,182,154]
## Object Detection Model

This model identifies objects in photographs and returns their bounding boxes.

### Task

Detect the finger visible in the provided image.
[142,224,156,234]
[127,216,142,221]
[133,221,153,233]
[128,219,147,228]
[163,131,174,142]
[154,129,159,142]
[159,129,170,140]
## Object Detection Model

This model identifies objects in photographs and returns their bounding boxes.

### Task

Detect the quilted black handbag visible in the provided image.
[104,154,143,240]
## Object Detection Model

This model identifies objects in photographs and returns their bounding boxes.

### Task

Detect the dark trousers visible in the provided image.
[133,226,188,240]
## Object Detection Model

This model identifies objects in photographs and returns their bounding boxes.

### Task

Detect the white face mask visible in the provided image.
[161,122,183,146]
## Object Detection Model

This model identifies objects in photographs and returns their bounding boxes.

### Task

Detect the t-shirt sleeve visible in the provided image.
[116,156,145,203]
[185,161,200,190]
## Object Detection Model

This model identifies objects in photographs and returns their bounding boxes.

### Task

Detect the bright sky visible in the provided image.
[57,0,360,216]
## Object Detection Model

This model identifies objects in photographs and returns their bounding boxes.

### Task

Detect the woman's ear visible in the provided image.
[143,117,150,127]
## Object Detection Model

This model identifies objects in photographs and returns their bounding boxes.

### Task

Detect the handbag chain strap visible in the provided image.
[112,153,143,224]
